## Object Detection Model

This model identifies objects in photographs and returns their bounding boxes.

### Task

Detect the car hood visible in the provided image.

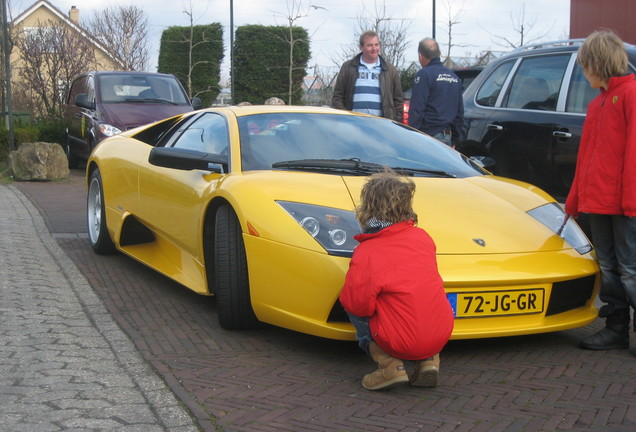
[237,171,572,255]
[343,175,569,255]
[100,102,192,131]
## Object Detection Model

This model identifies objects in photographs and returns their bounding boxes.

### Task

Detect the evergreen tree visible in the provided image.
[158,24,224,107]
[234,25,310,105]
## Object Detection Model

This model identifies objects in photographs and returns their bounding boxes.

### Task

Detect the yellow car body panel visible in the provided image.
[87,106,600,341]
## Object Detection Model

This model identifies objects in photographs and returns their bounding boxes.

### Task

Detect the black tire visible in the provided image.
[214,204,258,329]
[65,136,79,169]
[87,168,117,254]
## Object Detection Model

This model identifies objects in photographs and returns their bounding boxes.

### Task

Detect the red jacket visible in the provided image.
[565,74,636,217]
[339,221,454,360]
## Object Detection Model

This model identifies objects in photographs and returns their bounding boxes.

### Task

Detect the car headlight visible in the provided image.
[98,123,122,137]
[277,201,361,257]
[528,203,592,255]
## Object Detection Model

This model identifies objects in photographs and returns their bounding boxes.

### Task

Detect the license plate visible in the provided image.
[447,289,544,318]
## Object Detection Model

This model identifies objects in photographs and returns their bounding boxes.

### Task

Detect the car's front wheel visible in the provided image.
[65,135,79,169]
[214,204,258,329]
[87,168,116,254]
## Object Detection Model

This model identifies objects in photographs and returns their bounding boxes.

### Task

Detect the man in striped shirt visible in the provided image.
[331,31,404,122]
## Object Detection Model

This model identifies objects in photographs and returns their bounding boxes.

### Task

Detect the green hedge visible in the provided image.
[0,117,66,162]
[158,23,224,107]
[233,25,310,105]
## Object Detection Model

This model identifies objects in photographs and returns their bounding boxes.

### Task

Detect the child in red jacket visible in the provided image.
[565,30,636,350]
[340,170,454,390]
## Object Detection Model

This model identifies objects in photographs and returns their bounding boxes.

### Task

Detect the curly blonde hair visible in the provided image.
[356,169,418,229]
[578,30,628,81]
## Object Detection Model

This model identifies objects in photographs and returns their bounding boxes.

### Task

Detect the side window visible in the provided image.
[504,54,570,111]
[475,60,514,107]
[566,63,598,113]
[172,112,229,155]
[67,76,87,105]
[85,76,95,104]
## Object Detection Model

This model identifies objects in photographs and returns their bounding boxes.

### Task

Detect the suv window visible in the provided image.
[504,55,569,111]
[476,60,514,107]
[566,63,599,113]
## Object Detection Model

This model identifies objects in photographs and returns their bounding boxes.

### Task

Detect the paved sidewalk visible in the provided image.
[0,184,199,431]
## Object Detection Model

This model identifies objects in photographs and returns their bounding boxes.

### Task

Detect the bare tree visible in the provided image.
[13,21,96,118]
[439,0,468,64]
[334,0,412,71]
[87,5,150,71]
[486,3,554,49]
[272,0,323,104]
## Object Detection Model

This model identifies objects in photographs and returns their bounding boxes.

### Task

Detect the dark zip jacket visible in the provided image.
[408,58,464,141]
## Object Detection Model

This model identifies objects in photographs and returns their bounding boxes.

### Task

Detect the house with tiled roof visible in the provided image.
[9,0,124,116]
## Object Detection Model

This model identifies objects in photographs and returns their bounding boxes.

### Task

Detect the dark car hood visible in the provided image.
[100,102,193,131]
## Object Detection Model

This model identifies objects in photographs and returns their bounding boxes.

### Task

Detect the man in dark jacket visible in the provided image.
[331,31,403,122]
[408,38,464,147]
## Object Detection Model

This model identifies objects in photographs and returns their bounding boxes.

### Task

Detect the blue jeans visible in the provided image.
[589,214,636,323]
[433,131,453,147]
[347,313,372,355]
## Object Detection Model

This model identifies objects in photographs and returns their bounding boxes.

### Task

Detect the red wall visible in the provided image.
[570,0,636,44]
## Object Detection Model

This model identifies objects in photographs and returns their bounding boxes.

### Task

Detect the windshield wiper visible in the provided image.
[128,98,179,105]
[272,158,384,175]
[390,166,456,178]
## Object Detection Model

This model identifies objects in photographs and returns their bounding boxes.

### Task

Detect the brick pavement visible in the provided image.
[13,170,636,432]
[0,183,199,431]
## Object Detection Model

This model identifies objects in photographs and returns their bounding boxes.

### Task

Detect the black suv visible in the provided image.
[458,39,636,201]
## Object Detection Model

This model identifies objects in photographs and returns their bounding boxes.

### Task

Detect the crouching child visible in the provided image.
[339,169,454,390]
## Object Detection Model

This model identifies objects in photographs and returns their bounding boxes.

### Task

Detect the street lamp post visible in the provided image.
[1,0,15,152]
[432,0,436,39]
[230,0,234,104]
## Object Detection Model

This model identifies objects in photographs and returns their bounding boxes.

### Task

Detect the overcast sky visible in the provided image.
[15,0,571,81]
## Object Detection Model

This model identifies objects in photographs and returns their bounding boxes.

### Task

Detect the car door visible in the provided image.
[66,75,93,156]
[137,112,230,262]
[486,54,571,194]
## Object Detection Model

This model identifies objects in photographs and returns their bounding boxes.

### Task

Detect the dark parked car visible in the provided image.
[64,71,202,168]
[458,39,636,201]
[454,66,484,92]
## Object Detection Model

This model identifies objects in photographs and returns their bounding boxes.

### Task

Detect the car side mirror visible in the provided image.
[470,156,496,169]
[75,93,94,110]
[191,97,203,110]
[149,147,227,173]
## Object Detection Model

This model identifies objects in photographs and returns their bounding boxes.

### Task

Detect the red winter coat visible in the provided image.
[339,220,454,360]
[565,74,636,217]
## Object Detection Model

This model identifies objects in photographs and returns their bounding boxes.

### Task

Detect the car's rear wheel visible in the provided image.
[87,168,116,254]
[214,204,258,329]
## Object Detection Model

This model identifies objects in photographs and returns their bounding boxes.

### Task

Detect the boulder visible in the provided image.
[9,142,70,181]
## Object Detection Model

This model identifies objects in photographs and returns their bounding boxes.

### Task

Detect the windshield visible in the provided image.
[238,113,487,177]
[98,74,190,105]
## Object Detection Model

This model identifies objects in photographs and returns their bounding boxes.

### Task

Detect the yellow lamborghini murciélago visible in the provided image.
[86,106,599,340]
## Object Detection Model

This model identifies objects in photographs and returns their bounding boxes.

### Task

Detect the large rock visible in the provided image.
[9,142,70,181]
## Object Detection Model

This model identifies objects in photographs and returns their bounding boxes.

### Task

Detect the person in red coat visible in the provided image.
[339,170,454,390]
[565,30,636,350]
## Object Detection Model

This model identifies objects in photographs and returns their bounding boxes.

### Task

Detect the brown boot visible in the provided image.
[362,342,409,390]
[410,354,440,387]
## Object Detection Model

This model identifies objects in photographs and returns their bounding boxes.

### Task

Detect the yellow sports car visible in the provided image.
[86,105,599,340]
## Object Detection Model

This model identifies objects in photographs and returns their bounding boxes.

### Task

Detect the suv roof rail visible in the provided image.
[513,38,636,53]
[512,39,586,52]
